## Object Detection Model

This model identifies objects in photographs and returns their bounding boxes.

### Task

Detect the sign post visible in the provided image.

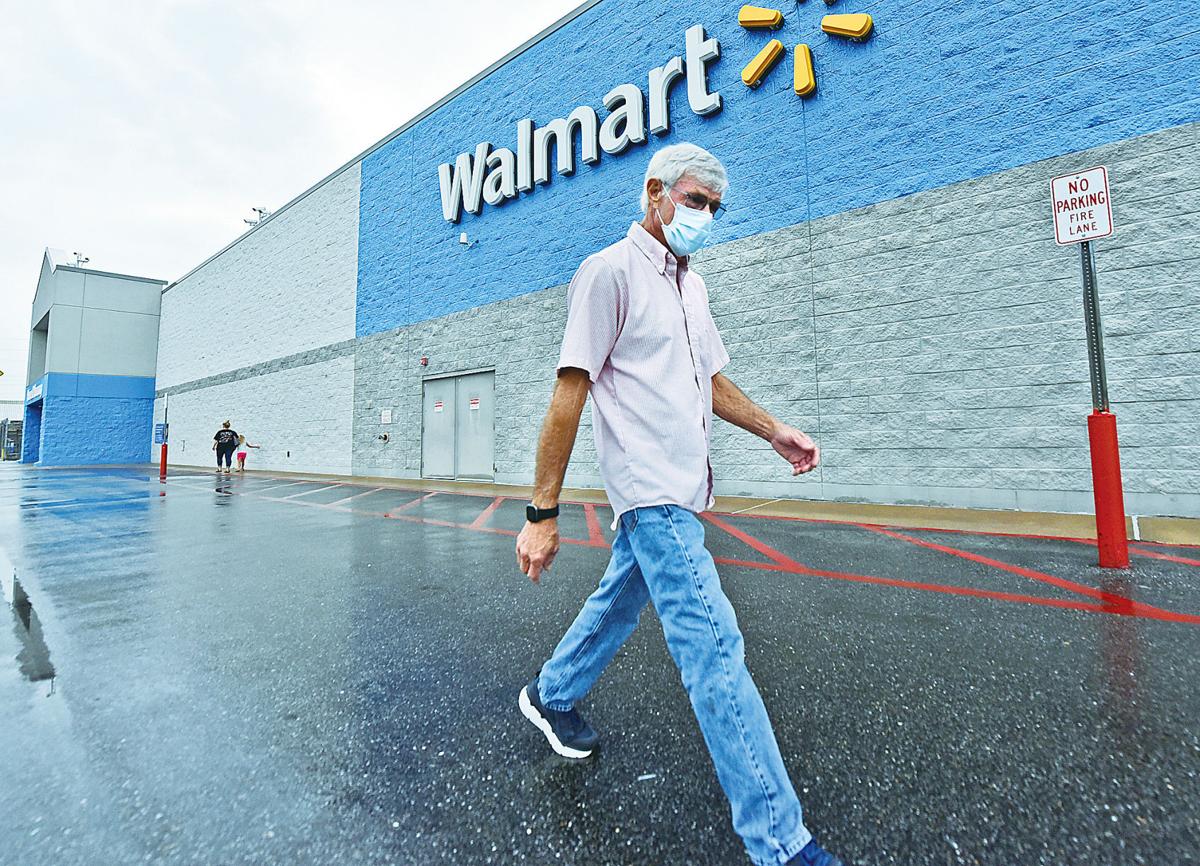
[1051,166,1128,568]
[157,397,169,483]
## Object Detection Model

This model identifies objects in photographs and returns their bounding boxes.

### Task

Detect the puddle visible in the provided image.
[4,566,56,685]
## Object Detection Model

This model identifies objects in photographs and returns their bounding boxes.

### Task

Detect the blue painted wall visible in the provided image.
[30,372,156,401]
[22,402,42,463]
[37,396,155,466]
[22,374,155,466]
[357,0,1200,336]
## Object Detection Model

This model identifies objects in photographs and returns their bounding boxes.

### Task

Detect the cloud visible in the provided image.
[0,0,581,400]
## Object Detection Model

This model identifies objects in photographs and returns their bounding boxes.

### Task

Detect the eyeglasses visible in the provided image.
[671,187,727,220]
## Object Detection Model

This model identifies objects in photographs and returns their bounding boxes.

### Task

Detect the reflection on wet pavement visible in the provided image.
[0,464,1197,866]
[1097,574,1144,751]
[10,575,56,684]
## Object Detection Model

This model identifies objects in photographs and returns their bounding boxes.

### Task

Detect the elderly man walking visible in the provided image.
[514,143,845,866]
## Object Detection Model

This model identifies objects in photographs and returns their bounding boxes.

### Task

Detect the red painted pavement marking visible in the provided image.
[711,556,1136,618]
[584,505,606,547]
[165,478,599,545]
[727,508,1200,555]
[703,514,1200,625]
[193,469,616,508]
[863,526,1140,611]
[1065,536,1200,552]
[1128,545,1200,568]
[866,526,1200,623]
[470,496,506,530]
[201,475,1200,563]
[154,476,1200,623]
[385,492,440,516]
[724,508,1098,544]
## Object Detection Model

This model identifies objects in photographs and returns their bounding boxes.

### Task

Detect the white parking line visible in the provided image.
[326,486,385,507]
[729,498,784,515]
[254,480,316,494]
[280,484,344,500]
[20,488,211,511]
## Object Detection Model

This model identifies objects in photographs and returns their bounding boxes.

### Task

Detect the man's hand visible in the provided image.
[516,519,560,584]
[770,424,821,475]
[517,368,589,585]
[712,374,821,476]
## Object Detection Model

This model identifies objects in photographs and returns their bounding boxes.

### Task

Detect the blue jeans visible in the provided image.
[539,505,813,866]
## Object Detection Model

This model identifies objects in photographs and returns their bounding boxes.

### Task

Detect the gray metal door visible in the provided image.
[454,371,495,480]
[421,378,456,478]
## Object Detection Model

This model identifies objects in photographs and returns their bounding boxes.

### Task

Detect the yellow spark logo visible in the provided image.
[738,3,873,96]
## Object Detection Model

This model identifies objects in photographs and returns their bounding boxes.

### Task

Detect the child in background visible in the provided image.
[235,434,259,472]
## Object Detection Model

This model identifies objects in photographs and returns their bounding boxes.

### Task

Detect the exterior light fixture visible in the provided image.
[243,207,273,228]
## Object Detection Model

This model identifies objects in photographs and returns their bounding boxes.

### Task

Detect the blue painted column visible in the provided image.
[21,401,43,464]
[26,373,156,466]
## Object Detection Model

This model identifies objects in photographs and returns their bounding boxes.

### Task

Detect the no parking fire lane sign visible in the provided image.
[1049,163,1127,569]
[1051,165,1114,245]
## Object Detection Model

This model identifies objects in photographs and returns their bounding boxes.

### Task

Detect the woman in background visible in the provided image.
[212,421,238,473]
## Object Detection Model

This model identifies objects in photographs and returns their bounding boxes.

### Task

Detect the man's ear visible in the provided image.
[646,178,663,204]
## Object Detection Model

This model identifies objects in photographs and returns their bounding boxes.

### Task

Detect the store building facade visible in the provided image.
[23,250,164,466]
[153,0,1200,517]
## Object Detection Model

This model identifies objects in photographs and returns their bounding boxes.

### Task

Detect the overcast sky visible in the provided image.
[0,0,581,403]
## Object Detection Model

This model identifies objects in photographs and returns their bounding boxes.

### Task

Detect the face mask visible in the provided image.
[656,187,714,256]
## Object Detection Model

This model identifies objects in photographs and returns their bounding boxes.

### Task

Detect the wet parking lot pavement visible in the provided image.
[1,464,1198,866]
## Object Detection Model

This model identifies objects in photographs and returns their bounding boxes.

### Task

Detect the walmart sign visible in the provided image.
[438,25,721,223]
[436,6,875,223]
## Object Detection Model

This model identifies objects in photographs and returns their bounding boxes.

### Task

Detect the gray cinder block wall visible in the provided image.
[157,123,1199,518]
[152,166,361,473]
[351,124,1200,517]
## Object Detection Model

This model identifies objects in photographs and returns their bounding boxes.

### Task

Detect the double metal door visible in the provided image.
[421,370,495,480]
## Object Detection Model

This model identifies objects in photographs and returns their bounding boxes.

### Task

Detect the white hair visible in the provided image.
[639,143,729,212]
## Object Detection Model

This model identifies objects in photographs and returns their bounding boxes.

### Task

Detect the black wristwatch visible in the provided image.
[526,503,560,523]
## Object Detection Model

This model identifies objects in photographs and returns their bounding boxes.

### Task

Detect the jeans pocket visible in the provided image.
[621,509,639,532]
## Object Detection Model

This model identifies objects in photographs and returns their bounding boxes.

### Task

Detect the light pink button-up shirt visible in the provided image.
[557,222,730,523]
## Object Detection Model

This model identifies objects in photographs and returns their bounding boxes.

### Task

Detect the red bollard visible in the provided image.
[159,442,168,482]
[1087,410,1129,568]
